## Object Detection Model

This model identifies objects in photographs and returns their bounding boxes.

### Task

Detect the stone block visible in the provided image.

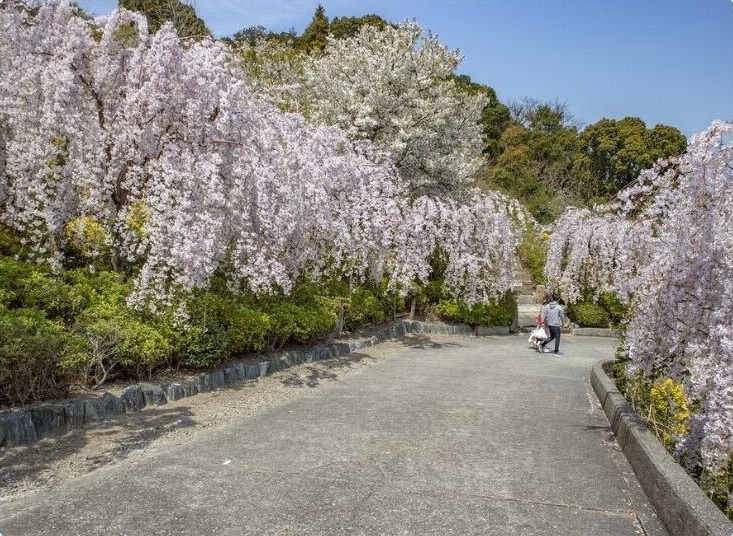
[244,364,260,379]
[411,321,425,333]
[285,350,303,366]
[197,373,211,393]
[83,398,106,423]
[165,382,185,401]
[182,379,199,397]
[321,346,334,360]
[29,404,65,438]
[394,323,407,337]
[572,327,618,338]
[210,370,225,389]
[101,392,124,415]
[268,357,283,372]
[64,398,86,428]
[121,385,146,412]
[280,353,294,368]
[476,326,511,336]
[232,363,247,381]
[0,411,37,447]
[140,383,166,406]
[223,367,238,385]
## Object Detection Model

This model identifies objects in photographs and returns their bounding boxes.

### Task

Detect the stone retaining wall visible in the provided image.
[0,320,511,448]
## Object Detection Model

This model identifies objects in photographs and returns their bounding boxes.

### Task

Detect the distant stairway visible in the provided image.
[513,263,544,333]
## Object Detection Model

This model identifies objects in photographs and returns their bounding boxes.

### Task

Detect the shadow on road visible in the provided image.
[278,353,377,388]
[400,334,465,350]
[0,405,196,495]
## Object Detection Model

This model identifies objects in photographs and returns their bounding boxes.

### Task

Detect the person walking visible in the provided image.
[538,298,566,355]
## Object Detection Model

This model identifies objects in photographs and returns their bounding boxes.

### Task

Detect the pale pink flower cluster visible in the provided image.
[545,121,733,477]
[0,2,518,310]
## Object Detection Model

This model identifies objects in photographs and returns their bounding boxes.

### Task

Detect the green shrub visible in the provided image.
[597,292,628,326]
[517,227,547,284]
[0,306,85,405]
[176,291,234,368]
[263,301,336,350]
[647,378,691,451]
[0,256,37,309]
[175,322,229,369]
[0,225,24,257]
[611,345,630,394]
[224,305,270,355]
[64,269,130,310]
[21,271,77,324]
[0,259,130,327]
[118,318,172,378]
[406,247,449,318]
[75,303,173,382]
[343,286,386,331]
[567,301,609,327]
[705,463,733,520]
[435,293,517,327]
[180,290,270,365]
[435,299,463,324]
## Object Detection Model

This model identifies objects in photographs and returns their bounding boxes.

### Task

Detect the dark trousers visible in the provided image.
[541,325,561,352]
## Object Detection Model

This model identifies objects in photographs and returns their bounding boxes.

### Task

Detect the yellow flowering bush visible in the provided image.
[64,217,108,258]
[125,200,149,239]
[647,378,691,451]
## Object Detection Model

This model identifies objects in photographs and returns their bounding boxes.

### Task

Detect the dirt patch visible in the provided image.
[0,334,450,503]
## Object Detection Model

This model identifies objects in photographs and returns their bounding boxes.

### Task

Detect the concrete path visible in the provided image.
[0,334,667,536]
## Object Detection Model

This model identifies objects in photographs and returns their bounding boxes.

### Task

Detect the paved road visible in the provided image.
[0,334,667,536]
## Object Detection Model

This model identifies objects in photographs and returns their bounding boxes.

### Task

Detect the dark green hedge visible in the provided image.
[435,293,517,327]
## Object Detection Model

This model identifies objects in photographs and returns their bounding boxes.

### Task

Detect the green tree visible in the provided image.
[297,4,329,52]
[119,0,210,39]
[479,98,580,222]
[454,75,511,161]
[294,6,388,54]
[329,14,388,39]
[230,24,268,46]
[575,117,686,198]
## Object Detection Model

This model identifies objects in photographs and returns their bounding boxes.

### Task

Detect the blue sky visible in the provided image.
[77,0,733,138]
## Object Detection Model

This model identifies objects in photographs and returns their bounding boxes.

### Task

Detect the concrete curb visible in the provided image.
[0,320,511,448]
[591,360,733,536]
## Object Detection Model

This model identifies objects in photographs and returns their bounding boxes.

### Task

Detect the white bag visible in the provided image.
[532,326,548,340]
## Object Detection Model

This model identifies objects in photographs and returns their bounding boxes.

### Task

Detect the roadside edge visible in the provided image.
[591,360,733,536]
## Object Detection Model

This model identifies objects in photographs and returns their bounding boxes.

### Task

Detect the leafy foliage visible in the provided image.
[574,117,686,199]
[341,285,387,332]
[435,293,516,327]
[517,225,547,284]
[0,306,84,405]
[566,301,608,328]
[119,0,211,39]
